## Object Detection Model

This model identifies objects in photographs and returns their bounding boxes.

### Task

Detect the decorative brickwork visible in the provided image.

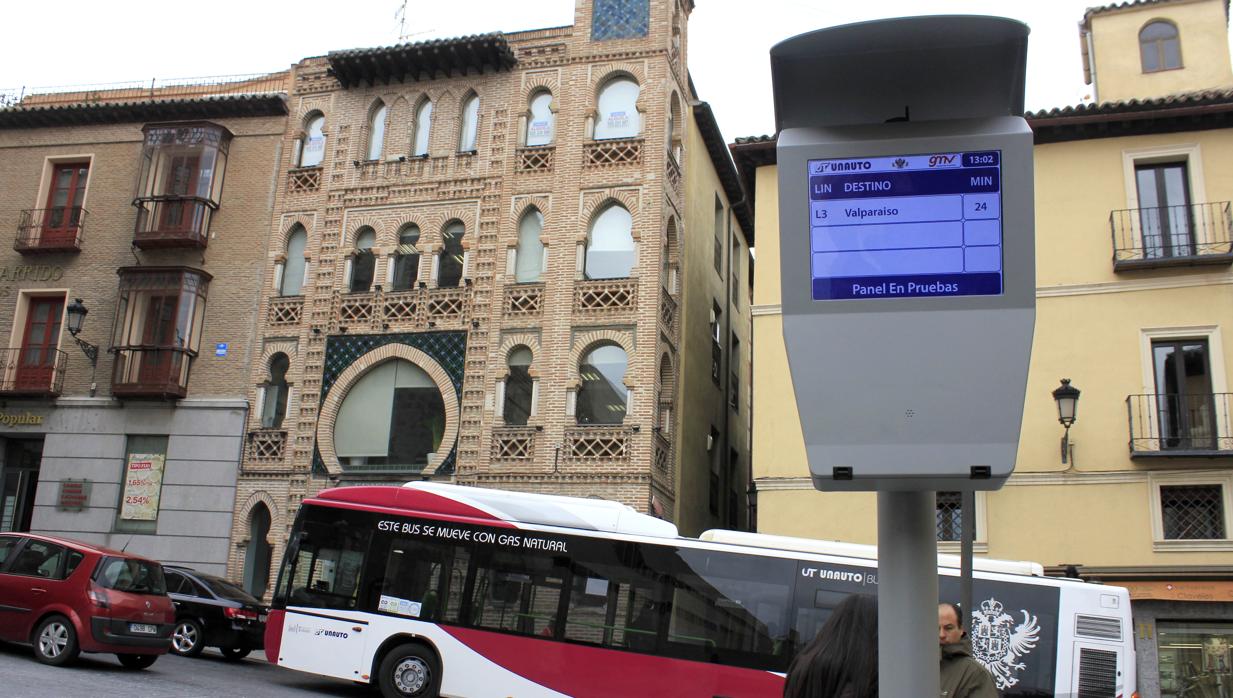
[584,138,643,168]
[574,278,638,314]
[268,296,304,326]
[287,166,321,193]
[516,146,554,173]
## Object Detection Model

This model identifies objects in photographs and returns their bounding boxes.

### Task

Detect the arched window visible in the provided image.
[367,102,387,160]
[585,204,635,279]
[242,503,272,600]
[392,224,421,291]
[280,225,307,296]
[1141,21,1182,72]
[503,347,534,426]
[526,91,555,146]
[595,77,640,140]
[261,353,290,429]
[459,94,479,152]
[577,344,628,425]
[413,100,433,157]
[438,221,465,288]
[515,209,545,283]
[350,227,376,293]
[334,359,445,469]
[299,113,326,168]
[658,353,674,433]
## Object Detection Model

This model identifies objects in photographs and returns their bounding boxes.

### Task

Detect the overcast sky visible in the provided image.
[2,1,1227,142]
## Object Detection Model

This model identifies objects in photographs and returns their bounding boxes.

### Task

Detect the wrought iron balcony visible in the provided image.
[0,347,67,396]
[111,347,193,399]
[1110,201,1233,271]
[1126,393,1233,457]
[132,196,215,249]
[15,208,85,253]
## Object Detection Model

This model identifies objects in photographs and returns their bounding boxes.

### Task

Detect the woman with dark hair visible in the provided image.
[784,594,879,698]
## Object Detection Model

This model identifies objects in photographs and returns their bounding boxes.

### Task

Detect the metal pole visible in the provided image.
[878,491,940,697]
[960,490,975,632]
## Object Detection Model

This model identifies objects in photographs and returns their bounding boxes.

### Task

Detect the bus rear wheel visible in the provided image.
[378,643,440,698]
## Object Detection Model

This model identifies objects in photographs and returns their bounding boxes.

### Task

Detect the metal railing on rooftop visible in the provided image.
[1,72,288,108]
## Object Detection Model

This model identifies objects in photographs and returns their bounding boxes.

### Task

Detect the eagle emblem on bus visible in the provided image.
[970,597,1040,690]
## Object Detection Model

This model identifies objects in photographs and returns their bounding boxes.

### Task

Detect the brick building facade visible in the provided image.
[0,82,289,575]
[228,0,753,596]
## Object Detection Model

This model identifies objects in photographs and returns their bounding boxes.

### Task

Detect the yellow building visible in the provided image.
[732,1,1233,695]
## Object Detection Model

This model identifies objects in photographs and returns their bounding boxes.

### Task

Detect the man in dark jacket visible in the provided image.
[939,602,999,698]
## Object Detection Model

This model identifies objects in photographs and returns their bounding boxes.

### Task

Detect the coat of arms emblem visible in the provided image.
[970,597,1041,690]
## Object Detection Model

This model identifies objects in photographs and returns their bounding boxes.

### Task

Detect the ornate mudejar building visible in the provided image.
[228,0,753,598]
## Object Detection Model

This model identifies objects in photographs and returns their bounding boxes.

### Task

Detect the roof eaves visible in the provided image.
[693,100,754,245]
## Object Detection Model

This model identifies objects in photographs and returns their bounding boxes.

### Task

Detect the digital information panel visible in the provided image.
[808,150,1003,301]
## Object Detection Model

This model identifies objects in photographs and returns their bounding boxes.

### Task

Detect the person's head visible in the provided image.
[938,602,965,646]
[784,594,878,698]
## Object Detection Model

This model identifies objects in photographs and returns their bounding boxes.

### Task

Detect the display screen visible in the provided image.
[807,150,1003,300]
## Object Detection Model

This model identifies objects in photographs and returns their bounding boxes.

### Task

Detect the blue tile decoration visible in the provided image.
[314,331,467,476]
[592,0,649,40]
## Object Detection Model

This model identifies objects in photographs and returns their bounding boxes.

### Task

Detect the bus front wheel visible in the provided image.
[378,643,441,698]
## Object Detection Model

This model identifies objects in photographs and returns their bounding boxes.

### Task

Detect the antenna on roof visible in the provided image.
[394,1,435,43]
[120,536,133,553]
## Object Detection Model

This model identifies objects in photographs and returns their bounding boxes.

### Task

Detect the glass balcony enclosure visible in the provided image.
[110,267,211,399]
[132,122,232,249]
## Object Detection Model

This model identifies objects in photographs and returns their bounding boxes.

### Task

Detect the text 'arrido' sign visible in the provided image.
[808,150,1003,301]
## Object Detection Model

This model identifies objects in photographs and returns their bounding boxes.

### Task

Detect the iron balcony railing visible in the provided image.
[15,208,86,253]
[132,196,216,249]
[1,72,287,108]
[1110,201,1233,270]
[1126,393,1233,456]
[0,347,68,396]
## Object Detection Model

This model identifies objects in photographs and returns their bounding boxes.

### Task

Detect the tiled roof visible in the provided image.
[1027,87,1233,119]
[327,33,517,87]
[1027,88,1233,142]
[0,93,287,129]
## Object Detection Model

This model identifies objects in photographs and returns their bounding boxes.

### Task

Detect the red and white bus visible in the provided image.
[265,482,1136,697]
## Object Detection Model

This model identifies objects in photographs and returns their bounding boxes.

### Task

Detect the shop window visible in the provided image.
[1141,21,1182,73]
[585,204,634,280]
[280,226,307,296]
[392,224,421,291]
[366,102,387,161]
[334,359,445,470]
[438,221,465,288]
[459,94,479,153]
[577,344,628,425]
[503,347,534,426]
[114,434,169,533]
[298,113,326,168]
[350,228,376,293]
[413,100,433,157]
[526,91,554,147]
[132,122,231,249]
[261,353,290,429]
[111,267,210,399]
[515,209,545,283]
[1157,622,1233,698]
[595,77,640,140]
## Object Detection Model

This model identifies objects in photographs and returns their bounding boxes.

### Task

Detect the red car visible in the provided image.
[0,532,174,669]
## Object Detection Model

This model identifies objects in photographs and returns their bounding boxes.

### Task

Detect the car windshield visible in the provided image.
[200,574,259,604]
[95,557,167,595]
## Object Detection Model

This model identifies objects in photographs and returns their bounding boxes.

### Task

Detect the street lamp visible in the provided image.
[1052,378,1081,464]
[65,298,99,366]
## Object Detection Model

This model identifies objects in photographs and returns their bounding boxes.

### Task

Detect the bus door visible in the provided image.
[1069,641,1124,698]
[279,517,373,680]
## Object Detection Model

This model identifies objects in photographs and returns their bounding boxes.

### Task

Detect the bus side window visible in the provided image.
[468,549,566,638]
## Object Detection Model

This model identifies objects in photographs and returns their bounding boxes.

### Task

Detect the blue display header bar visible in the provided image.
[810,167,1000,200]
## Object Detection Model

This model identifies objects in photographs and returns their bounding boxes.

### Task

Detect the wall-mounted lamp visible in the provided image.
[1052,378,1081,464]
[65,298,100,396]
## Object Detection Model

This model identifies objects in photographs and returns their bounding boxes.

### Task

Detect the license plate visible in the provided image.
[129,623,157,635]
